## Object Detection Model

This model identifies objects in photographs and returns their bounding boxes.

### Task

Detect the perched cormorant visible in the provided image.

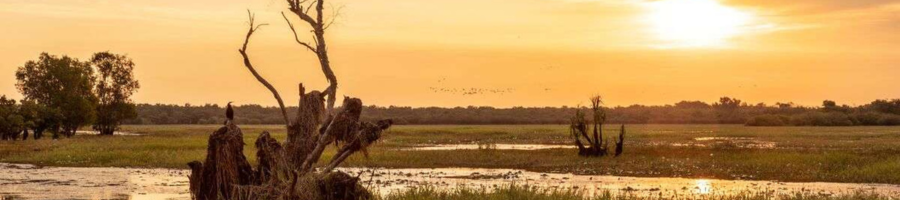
[225,102,234,123]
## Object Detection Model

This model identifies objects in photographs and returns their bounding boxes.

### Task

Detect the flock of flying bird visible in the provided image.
[429,65,560,96]
[428,87,516,95]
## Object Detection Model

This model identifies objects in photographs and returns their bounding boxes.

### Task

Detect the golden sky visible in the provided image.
[1,0,898,107]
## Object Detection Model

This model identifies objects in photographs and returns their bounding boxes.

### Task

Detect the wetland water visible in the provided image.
[2,163,899,199]
[406,144,577,151]
[406,136,779,151]
[74,130,141,136]
[0,163,188,200]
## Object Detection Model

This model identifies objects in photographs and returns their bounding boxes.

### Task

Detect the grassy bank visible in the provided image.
[1,125,899,184]
[381,185,891,200]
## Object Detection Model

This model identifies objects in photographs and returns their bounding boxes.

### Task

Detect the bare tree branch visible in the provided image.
[315,0,324,24]
[281,12,317,53]
[305,0,317,15]
[287,0,299,10]
[322,5,343,30]
[311,35,319,47]
[283,0,339,115]
[298,97,361,174]
[323,148,353,172]
[298,116,336,174]
[286,0,318,27]
[238,10,289,126]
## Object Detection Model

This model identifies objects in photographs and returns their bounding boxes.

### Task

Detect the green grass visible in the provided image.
[380,185,892,200]
[1,124,899,184]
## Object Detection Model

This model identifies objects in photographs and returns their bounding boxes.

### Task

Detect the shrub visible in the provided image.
[745,114,789,126]
[851,112,883,125]
[790,112,853,126]
[878,114,900,126]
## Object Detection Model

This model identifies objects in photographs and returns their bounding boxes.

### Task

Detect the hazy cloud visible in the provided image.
[723,0,900,15]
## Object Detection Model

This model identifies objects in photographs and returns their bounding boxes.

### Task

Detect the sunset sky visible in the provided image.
[1,0,898,108]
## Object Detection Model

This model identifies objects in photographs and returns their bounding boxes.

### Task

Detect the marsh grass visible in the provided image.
[381,185,892,200]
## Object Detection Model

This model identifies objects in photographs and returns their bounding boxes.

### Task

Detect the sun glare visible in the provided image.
[646,0,753,48]
[695,179,713,194]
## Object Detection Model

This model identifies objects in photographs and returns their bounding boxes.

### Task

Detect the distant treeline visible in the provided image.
[124,97,900,126]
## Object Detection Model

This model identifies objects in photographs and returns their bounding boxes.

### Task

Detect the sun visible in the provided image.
[646,0,753,48]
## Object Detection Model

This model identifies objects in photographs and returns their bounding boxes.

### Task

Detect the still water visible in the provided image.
[1,163,899,199]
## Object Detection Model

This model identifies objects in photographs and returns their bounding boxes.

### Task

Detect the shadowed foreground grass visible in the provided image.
[381,185,891,200]
[1,125,899,184]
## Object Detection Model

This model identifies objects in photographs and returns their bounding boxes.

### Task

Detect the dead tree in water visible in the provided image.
[188,1,392,199]
[571,96,625,157]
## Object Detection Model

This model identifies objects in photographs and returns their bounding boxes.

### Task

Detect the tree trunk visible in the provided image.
[615,124,625,157]
[33,128,43,140]
[284,89,326,169]
[189,123,255,200]
[98,126,115,135]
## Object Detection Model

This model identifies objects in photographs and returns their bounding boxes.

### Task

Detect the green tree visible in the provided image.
[869,99,900,115]
[18,99,58,139]
[90,52,140,135]
[821,100,851,113]
[0,96,25,140]
[16,53,97,138]
[822,100,837,108]
[713,97,745,123]
[714,97,742,110]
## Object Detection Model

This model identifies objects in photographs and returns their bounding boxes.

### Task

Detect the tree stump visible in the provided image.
[188,89,391,200]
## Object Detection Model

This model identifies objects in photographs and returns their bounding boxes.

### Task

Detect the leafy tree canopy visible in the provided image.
[91,52,140,135]
[15,53,97,137]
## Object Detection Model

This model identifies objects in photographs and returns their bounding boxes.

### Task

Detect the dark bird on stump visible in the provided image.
[225,102,234,124]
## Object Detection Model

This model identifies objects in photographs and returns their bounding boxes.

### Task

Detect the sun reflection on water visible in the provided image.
[696,179,712,194]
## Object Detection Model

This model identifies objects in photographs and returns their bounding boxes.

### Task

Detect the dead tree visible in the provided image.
[570,96,625,157]
[188,1,392,199]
